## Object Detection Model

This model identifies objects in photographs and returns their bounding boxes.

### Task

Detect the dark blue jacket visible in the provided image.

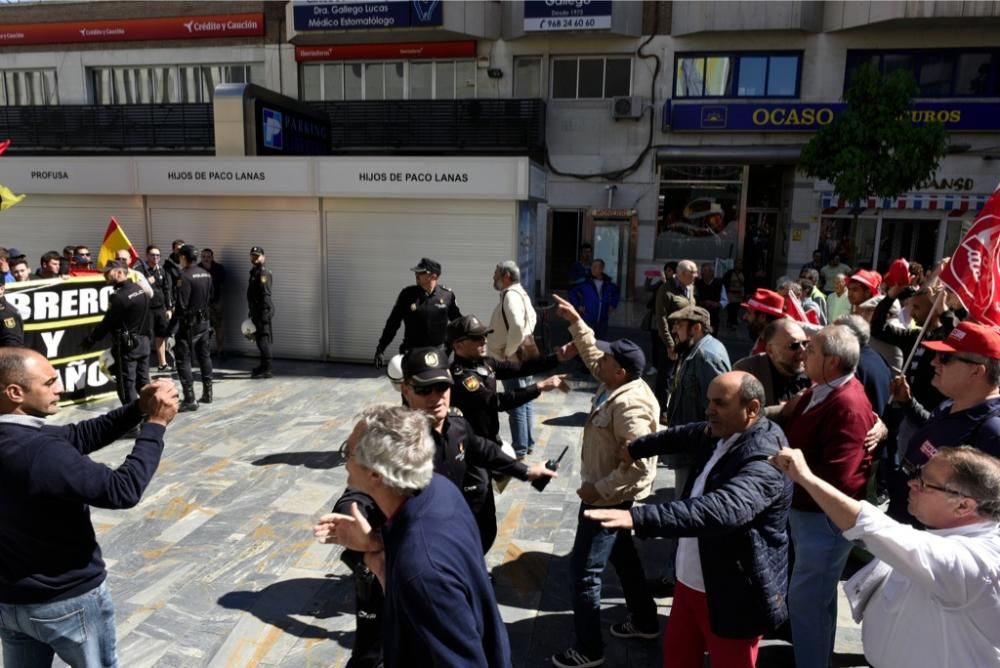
[629,418,792,638]
[855,344,892,417]
[568,274,620,327]
[0,403,160,604]
[382,474,510,667]
[903,396,1000,467]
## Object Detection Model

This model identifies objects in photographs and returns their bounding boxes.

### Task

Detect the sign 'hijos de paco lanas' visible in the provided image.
[666,101,1000,133]
[359,170,470,183]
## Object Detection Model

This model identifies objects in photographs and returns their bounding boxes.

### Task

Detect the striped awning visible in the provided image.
[819,192,990,214]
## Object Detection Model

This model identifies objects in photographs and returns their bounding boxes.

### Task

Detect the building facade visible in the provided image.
[1,0,998,359]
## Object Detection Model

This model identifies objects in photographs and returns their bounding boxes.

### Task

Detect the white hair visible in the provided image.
[677,259,698,274]
[496,260,521,283]
[354,405,435,496]
[818,324,860,374]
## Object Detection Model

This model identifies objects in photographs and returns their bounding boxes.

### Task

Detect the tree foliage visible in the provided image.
[799,64,948,203]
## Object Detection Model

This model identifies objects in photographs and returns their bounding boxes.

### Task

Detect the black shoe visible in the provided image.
[157,364,172,372]
[179,400,199,412]
[609,618,659,639]
[200,384,213,404]
[251,368,272,379]
[551,649,604,668]
[649,577,675,598]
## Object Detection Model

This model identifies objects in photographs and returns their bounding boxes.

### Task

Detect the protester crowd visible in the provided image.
[0,231,998,668]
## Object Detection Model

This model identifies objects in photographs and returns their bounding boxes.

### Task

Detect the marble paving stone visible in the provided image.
[10,357,865,668]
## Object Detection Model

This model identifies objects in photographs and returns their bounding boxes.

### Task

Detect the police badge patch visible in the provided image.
[410,303,417,311]
[424,351,439,366]
[2,318,12,329]
[463,375,480,391]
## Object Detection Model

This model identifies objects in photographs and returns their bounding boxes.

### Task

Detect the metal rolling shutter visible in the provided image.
[148,197,323,359]
[326,198,516,361]
[0,195,147,264]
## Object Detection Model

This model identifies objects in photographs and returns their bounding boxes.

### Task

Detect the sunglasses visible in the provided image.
[410,382,451,396]
[909,466,968,497]
[78,252,91,257]
[937,352,983,366]
[786,340,807,351]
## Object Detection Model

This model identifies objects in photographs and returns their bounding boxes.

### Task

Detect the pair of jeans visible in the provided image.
[788,509,854,668]
[0,581,118,667]
[504,376,535,456]
[570,502,657,659]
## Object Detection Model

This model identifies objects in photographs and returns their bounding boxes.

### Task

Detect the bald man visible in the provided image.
[0,348,178,665]
[588,371,793,667]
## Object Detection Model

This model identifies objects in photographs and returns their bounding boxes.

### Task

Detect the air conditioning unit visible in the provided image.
[612,96,644,120]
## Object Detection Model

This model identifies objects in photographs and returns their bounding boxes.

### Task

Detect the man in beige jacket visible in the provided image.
[550,294,661,668]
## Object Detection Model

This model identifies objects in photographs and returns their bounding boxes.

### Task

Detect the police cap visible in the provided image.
[250,246,265,256]
[401,347,453,386]
[410,258,442,276]
[447,315,493,343]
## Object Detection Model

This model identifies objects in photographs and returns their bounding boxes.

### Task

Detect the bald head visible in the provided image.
[706,371,765,437]
[0,348,62,417]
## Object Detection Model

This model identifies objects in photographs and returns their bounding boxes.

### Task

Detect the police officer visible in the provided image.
[170,244,213,411]
[82,261,151,404]
[448,315,573,551]
[136,245,173,371]
[373,258,460,367]
[0,282,24,347]
[247,246,273,378]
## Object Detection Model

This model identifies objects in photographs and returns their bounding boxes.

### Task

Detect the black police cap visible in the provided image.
[401,347,453,386]
[250,246,265,256]
[179,244,199,262]
[447,315,493,343]
[410,258,441,276]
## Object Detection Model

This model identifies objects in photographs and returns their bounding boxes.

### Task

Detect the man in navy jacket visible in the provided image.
[587,371,792,668]
[314,405,510,668]
[0,348,178,666]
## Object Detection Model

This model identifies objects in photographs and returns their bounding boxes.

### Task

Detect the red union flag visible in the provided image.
[940,185,1000,326]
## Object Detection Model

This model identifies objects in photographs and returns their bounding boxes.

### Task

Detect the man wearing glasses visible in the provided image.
[734,318,810,419]
[887,320,1000,524]
[68,246,99,276]
[772,445,1000,668]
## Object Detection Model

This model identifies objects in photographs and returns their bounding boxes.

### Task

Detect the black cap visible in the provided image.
[179,244,199,262]
[250,246,265,256]
[103,260,129,273]
[6,248,24,259]
[595,338,645,377]
[447,315,493,343]
[410,258,441,276]
[401,347,453,386]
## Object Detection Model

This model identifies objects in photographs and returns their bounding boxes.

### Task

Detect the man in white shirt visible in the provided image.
[488,260,538,458]
[772,445,1000,668]
[587,371,793,668]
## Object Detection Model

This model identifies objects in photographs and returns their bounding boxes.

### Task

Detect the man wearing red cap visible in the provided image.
[846,270,882,315]
[741,288,786,355]
[887,320,1000,524]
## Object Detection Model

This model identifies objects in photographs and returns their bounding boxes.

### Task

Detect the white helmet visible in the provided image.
[387,354,405,391]
[98,349,117,381]
[241,318,257,340]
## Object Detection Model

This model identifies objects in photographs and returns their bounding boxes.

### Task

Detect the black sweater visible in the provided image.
[0,402,163,604]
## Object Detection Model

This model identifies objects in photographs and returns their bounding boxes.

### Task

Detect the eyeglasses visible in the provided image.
[909,467,968,497]
[338,439,354,460]
[787,340,807,351]
[410,382,451,396]
[937,352,983,366]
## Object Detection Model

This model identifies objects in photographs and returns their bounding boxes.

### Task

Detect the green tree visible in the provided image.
[799,64,948,202]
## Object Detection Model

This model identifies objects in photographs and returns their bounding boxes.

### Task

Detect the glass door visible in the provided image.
[593,222,629,299]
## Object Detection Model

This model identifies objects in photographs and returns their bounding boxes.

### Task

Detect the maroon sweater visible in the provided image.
[785,378,875,512]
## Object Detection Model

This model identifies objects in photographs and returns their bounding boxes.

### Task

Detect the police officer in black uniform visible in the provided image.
[0,282,24,347]
[448,315,574,551]
[373,258,460,368]
[136,245,173,371]
[247,246,274,379]
[170,244,213,411]
[82,261,151,404]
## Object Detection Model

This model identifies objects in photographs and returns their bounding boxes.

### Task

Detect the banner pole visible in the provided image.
[900,290,947,373]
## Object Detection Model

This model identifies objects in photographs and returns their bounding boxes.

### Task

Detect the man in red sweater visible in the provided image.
[783,324,875,668]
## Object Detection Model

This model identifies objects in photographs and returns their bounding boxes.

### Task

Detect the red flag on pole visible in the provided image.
[0,139,10,156]
[782,293,809,323]
[939,184,1000,327]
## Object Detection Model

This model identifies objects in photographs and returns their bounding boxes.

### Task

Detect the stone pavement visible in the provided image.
[18,352,868,668]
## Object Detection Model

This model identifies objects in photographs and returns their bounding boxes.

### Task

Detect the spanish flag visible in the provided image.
[0,183,25,211]
[97,217,139,269]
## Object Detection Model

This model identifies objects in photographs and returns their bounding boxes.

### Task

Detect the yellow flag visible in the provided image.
[97,217,139,269]
[0,184,25,211]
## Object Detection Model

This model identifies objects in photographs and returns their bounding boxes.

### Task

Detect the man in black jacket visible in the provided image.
[136,245,173,371]
[0,348,178,666]
[0,283,23,347]
[83,261,151,405]
[170,245,213,411]
[247,246,273,378]
[587,371,792,667]
[448,314,572,552]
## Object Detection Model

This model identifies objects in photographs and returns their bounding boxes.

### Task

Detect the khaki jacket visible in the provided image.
[569,320,660,505]
[654,279,695,349]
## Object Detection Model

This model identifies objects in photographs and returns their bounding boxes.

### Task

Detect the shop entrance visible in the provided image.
[547,209,584,292]
[877,218,940,270]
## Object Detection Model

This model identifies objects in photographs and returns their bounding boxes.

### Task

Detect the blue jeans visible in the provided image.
[504,376,535,456]
[570,502,657,658]
[788,509,853,668]
[0,581,118,668]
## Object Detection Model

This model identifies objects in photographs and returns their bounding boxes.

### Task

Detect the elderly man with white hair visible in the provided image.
[314,405,510,668]
[653,259,697,411]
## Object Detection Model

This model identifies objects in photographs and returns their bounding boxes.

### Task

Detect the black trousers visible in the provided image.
[114,336,150,405]
[175,326,212,391]
[253,316,272,368]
